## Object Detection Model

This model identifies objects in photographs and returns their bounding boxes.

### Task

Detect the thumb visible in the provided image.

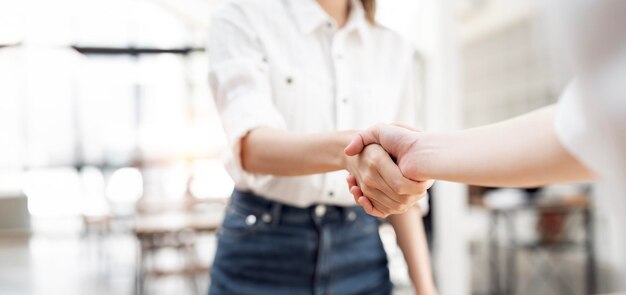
[344,125,382,156]
[344,134,366,156]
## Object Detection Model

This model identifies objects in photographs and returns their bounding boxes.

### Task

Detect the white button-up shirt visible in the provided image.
[552,1,626,284]
[209,0,424,207]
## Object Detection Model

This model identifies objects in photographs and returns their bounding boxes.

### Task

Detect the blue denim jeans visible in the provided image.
[209,190,392,295]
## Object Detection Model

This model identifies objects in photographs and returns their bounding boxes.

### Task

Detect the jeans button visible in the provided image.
[347,211,357,222]
[314,205,327,217]
[262,213,272,223]
[245,214,257,225]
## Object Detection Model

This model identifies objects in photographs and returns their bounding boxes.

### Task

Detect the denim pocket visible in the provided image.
[218,205,265,240]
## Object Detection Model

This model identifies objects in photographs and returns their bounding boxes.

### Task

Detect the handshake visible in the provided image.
[343,123,434,218]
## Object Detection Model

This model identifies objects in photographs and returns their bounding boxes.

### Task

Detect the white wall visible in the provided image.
[419,1,470,294]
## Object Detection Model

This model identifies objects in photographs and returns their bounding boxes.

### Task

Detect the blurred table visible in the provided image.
[134,211,223,236]
[473,194,595,295]
[133,200,225,295]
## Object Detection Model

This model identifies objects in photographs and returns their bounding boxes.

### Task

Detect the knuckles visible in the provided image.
[365,156,379,169]
[391,179,408,195]
[361,173,377,187]
[390,202,403,212]
[360,187,376,199]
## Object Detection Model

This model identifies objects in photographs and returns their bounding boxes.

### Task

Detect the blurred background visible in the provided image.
[0,0,617,294]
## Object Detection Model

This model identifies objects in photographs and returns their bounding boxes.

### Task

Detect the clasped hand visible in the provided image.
[343,124,434,218]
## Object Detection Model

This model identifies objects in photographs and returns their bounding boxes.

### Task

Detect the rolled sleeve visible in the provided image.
[554,81,600,175]
[208,12,287,171]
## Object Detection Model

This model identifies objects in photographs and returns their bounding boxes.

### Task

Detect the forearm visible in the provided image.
[241,128,356,176]
[414,105,594,187]
[388,206,437,294]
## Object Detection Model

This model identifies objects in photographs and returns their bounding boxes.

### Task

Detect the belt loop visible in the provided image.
[270,202,283,227]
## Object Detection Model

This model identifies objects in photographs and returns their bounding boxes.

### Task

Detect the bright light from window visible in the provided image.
[0,48,23,169]
[80,166,109,216]
[23,168,82,217]
[0,170,24,196]
[0,1,24,44]
[161,162,189,200]
[106,167,143,204]
[24,47,81,167]
[23,0,74,46]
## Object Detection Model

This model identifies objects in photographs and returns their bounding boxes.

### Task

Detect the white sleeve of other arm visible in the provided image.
[208,11,287,172]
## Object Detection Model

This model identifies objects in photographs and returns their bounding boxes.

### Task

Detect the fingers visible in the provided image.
[352,179,431,218]
[356,196,372,212]
[350,185,393,218]
[347,175,359,203]
[344,124,382,156]
[422,180,435,195]
[369,148,416,197]
[359,166,404,203]
[359,197,388,218]
[344,133,366,156]
[364,185,405,213]
[346,174,357,188]
[372,149,435,196]
[354,182,410,216]
[359,144,425,200]
[346,144,429,217]
[350,185,362,203]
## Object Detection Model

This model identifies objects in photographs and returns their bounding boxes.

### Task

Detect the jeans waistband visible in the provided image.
[230,190,363,226]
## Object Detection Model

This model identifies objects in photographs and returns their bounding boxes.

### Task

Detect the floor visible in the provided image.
[0,218,414,295]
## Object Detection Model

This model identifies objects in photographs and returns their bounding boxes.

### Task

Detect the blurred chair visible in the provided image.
[80,166,113,278]
[133,187,226,295]
[472,188,595,295]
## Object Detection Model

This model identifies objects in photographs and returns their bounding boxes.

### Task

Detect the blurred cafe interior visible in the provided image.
[0,0,621,294]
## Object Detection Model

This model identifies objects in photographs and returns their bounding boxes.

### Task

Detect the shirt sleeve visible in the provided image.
[208,10,287,171]
[554,81,602,175]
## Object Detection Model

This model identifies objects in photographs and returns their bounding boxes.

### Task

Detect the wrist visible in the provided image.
[337,130,359,170]
[410,272,438,295]
[416,285,438,295]
[414,132,446,181]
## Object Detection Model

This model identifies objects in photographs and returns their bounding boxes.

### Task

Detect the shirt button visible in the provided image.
[328,191,334,198]
[342,97,348,104]
[314,205,327,217]
[262,213,272,223]
[286,77,293,84]
[326,22,333,29]
[336,54,343,60]
[245,214,257,225]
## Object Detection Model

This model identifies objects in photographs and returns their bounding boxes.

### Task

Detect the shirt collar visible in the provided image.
[288,0,370,39]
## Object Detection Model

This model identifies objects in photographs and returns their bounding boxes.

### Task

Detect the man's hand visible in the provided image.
[344,124,434,216]
[343,144,429,218]
[345,123,426,181]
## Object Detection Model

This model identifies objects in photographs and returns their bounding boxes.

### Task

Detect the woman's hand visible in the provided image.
[344,124,434,217]
[343,144,432,218]
[345,123,428,181]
